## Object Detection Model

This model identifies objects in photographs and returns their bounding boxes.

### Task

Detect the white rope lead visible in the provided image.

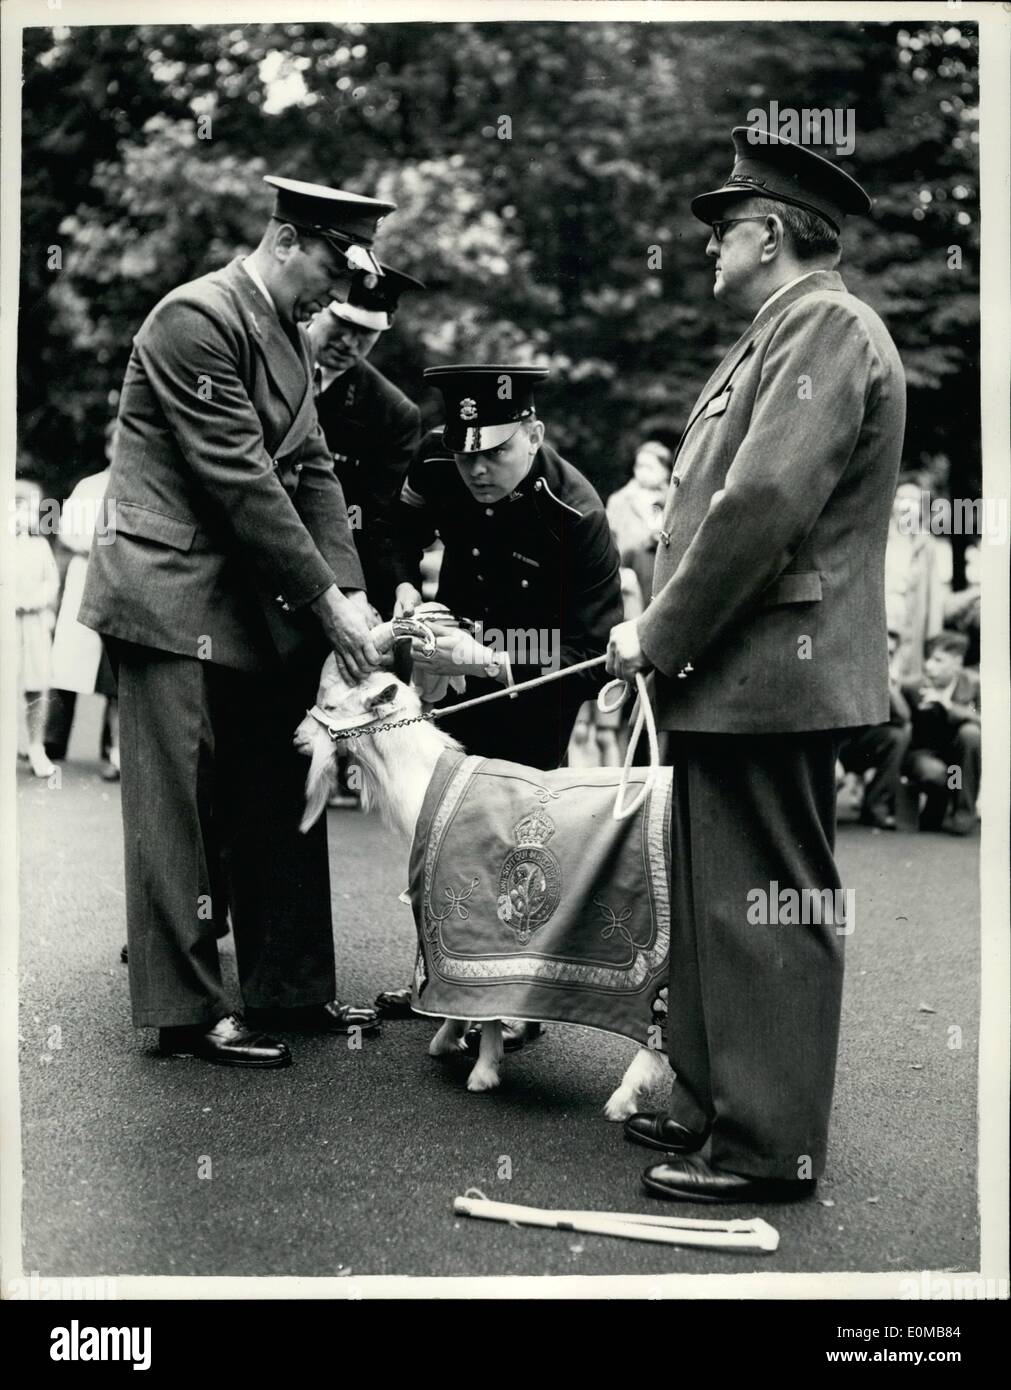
[599,672,659,821]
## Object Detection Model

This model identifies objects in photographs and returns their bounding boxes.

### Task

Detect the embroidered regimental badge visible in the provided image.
[496,803,562,944]
[459,398,478,421]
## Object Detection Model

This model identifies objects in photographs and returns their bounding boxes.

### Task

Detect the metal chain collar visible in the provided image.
[321,711,436,742]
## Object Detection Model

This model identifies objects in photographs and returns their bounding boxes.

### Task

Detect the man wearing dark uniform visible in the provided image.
[80,176,393,1068]
[374,366,623,1034]
[389,365,622,769]
[308,263,424,615]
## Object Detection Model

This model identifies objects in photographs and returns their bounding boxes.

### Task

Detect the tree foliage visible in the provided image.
[19,18,979,526]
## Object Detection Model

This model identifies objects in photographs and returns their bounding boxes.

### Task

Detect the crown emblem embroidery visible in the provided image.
[512,806,556,848]
[459,398,478,421]
[496,801,562,944]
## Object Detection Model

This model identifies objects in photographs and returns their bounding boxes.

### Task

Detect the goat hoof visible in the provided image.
[467,1065,501,1092]
[603,1089,639,1121]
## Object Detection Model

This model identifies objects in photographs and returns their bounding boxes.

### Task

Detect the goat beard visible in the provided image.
[299,728,339,833]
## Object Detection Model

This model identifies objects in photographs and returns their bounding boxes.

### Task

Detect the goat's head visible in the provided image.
[294,652,421,833]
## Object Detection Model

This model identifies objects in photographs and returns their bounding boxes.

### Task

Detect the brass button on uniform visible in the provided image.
[520,579,529,589]
[471,547,480,557]
[485,508,494,517]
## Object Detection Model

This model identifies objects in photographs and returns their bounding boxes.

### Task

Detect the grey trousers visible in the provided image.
[664,730,845,1181]
[113,642,336,1028]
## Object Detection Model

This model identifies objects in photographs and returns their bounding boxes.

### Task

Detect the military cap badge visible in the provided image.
[459,398,478,421]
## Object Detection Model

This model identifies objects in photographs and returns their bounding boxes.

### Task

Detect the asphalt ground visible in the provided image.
[16,696,980,1281]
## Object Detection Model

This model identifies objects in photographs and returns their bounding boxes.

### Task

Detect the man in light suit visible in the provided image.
[607,129,906,1201]
[80,177,396,1067]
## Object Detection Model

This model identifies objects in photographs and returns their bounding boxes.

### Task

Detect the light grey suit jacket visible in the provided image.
[639,270,906,733]
[80,257,365,671]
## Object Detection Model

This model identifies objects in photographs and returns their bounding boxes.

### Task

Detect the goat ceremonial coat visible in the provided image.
[81,257,365,1027]
[638,271,906,1179]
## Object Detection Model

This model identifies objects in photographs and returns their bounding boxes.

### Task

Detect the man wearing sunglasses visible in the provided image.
[606,127,906,1203]
[81,176,396,1068]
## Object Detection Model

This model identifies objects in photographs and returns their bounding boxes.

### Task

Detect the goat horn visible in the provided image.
[370,617,437,657]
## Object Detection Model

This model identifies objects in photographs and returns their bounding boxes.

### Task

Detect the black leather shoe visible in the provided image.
[374,987,420,1019]
[159,1013,291,1069]
[462,1020,544,1054]
[624,1111,709,1154]
[120,944,129,964]
[247,1000,380,1035]
[642,1154,816,1204]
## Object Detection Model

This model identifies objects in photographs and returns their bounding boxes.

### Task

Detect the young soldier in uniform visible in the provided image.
[390,365,622,765]
[80,176,394,1068]
[607,129,906,1202]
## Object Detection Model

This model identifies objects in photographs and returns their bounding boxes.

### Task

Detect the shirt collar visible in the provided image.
[472,447,543,511]
[510,447,544,502]
[753,271,822,323]
[241,257,276,312]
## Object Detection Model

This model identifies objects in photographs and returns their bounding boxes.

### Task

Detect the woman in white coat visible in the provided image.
[48,459,120,778]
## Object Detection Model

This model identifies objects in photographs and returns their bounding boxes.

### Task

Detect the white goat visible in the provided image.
[294,646,670,1112]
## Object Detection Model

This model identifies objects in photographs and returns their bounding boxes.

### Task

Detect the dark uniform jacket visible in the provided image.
[313,358,421,613]
[387,432,623,767]
[80,257,364,671]
[639,270,907,734]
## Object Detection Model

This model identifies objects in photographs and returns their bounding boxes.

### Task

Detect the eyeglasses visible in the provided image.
[709,217,769,244]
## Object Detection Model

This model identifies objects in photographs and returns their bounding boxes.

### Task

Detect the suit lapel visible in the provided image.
[220,258,309,421]
[274,375,319,461]
[673,270,848,462]
[677,329,755,445]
